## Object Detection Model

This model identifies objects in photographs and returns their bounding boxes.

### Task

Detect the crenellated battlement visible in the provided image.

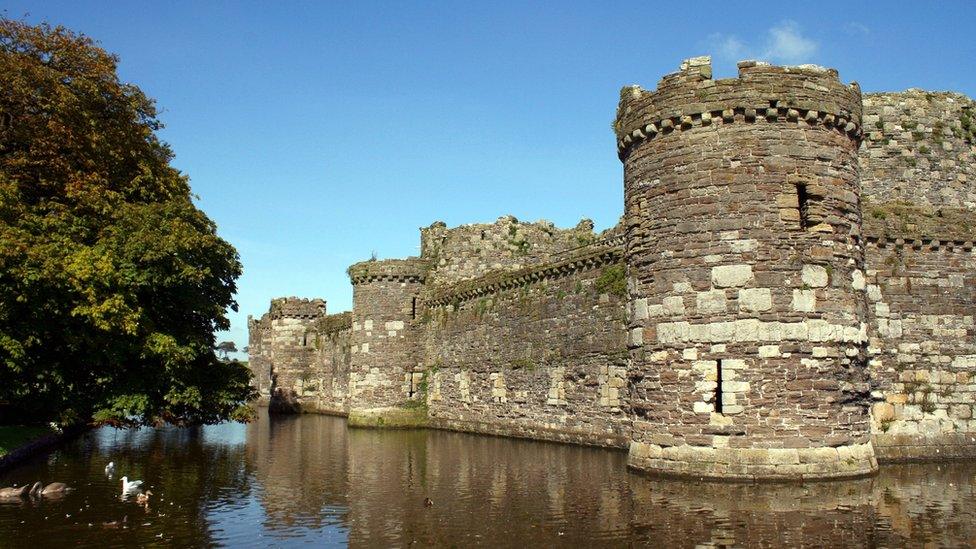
[614,56,862,159]
[268,297,326,319]
[347,258,429,285]
[309,311,353,336]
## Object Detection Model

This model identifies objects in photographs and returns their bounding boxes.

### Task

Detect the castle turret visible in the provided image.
[247,313,272,401]
[616,57,876,479]
[263,297,326,413]
[346,258,428,424]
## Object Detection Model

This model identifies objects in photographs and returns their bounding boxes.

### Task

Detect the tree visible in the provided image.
[0,19,254,426]
[216,341,238,361]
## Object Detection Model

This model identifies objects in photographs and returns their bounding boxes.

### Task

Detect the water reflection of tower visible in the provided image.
[245,412,350,531]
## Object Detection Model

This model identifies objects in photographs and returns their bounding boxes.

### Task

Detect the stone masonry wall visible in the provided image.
[861,91,976,209]
[346,259,427,418]
[864,237,976,460]
[420,243,629,447]
[420,215,622,285]
[247,313,272,402]
[616,57,875,480]
[259,298,327,413]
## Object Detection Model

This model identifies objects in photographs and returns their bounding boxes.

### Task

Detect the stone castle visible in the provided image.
[248,56,976,481]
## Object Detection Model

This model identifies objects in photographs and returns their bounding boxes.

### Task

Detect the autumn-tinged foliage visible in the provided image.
[0,19,253,426]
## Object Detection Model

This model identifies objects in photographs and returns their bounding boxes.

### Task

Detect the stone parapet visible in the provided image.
[615,57,863,160]
[348,258,429,285]
[268,297,326,319]
[426,242,622,307]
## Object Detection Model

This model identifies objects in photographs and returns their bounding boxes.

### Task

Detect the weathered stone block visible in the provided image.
[712,264,754,288]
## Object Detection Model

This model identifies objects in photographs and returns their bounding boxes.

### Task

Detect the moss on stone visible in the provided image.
[863,200,976,240]
[595,263,627,297]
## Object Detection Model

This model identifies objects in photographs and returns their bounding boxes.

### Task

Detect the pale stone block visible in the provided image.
[693,401,712,414]
[633,298,648,320]
[673,282,693,293]
[802,265,829,288]
[723,359,747,369]
[650,350,669,362]
[682,348,698,360]
[364,319,373,330]
[663,296,685,315]
[730,239,759,253]
[385,320,404,331]
[792,289,816,312]
[697,289,727,313]
[712,264,754,288]
[867,284,883,302]
[629,328,643,347]
[738,288,772,311]
[758,345,781,358]
[692,360,717,373]
[723,381,751,393]
[711,344,727,353]
[361,343,369,353]
[851,269,866,290]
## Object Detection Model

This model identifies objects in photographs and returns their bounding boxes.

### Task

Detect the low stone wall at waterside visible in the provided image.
[864,231,976,461]
[418,244,630,448]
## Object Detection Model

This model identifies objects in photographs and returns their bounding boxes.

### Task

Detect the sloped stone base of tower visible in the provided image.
[627,441,878,481]
[347,406,429,429]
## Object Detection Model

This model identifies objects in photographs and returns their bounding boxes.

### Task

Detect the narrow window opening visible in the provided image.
[480,230,486,240]
[411,297,417,319]
[715,359,724,414]
[796,184,810,229]
[301,333,307,346]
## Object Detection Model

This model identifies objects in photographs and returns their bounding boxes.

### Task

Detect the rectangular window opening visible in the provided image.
[796,184,810,229]
[411,297,417,319]
[715,359,724,414]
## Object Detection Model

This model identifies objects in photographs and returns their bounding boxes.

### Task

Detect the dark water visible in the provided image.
[1,410,975,548]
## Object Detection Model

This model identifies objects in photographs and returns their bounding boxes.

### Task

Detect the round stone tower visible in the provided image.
[266,297,326,413]
[346,258,428,422]
[616,56,876,480]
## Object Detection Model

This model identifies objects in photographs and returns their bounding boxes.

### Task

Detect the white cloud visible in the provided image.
[762,21,818,64]
[706,32,747,60]
[706,20,819,66]
[844,22,871,36]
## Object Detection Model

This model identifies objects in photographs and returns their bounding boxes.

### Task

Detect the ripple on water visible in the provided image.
[1,411,976,547]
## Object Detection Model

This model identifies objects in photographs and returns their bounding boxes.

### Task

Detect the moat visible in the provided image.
[1,410,975,547]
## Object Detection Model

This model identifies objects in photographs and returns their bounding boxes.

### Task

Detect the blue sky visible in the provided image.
[5,2,976,356]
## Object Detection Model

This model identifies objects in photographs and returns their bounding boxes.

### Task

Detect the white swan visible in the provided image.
[120,476,143,497]
[105,462,115,477]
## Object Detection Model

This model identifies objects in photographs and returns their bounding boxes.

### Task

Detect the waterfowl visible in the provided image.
[121,476,143,496]
[135,490,152,506]
[38,482,72,495]
[0,485,30,500]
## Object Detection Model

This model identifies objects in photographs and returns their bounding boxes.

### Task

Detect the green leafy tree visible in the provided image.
[216,341,238,361]
[0,19,254,426]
